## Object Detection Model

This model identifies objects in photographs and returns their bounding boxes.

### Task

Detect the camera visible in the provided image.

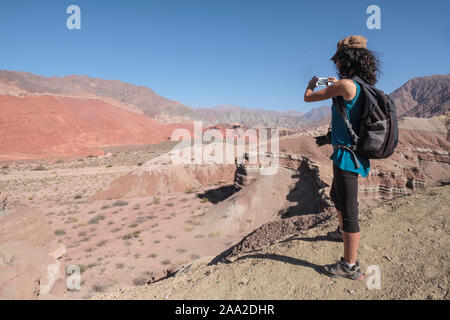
[315,127,332,146]
[316,78,333,87]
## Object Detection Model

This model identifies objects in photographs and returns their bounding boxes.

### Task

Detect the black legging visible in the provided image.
[329,164,360,233]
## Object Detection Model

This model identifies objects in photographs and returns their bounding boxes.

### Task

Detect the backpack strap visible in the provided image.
[350,75,368,87]
[333,96,360,146]
[351,76,379,109]
[333,145,361,169]
[332,94,361,169]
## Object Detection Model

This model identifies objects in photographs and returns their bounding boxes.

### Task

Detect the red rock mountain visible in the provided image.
[390,74,450,117]
[0,70,198,121]
[0,71,324,128]
[0,95,180,160]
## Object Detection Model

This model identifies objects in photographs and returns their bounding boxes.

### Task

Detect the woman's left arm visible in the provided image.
[304,76,348,102]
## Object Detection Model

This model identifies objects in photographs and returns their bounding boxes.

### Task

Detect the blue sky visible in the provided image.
[0,0,449,112]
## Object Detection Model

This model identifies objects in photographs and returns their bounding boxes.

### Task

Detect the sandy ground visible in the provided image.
[3,141,302,299]
[96,185,450,300]
[0,144,237,299]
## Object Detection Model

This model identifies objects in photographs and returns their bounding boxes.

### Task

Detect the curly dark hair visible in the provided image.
[332,48,380,86]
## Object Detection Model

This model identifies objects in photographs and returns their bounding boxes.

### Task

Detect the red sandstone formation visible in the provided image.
[0,94,189,161]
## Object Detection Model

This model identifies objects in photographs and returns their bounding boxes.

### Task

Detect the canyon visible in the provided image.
[0,71,448,299]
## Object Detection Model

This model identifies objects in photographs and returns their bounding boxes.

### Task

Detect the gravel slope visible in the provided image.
[96,185,449,300]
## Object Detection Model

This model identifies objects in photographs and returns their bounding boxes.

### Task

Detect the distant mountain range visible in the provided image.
[194,105,319,128]
[0,70,448,132]
[0,70,330,128]
[0,70,448,161]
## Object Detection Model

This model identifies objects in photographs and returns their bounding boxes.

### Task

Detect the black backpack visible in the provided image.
[333,75,399,162]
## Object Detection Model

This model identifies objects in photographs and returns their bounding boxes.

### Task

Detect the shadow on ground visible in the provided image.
[279,172,322,219]
[235,253,323,273]
[197,185,241,204]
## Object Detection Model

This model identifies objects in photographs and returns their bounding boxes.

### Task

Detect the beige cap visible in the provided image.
[331,35,368,61]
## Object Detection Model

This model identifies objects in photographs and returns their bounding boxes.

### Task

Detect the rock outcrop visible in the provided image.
[93,148,236,199]
[0,207,66,299]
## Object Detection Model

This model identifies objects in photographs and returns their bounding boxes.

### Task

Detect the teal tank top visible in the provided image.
[330,81,370,177]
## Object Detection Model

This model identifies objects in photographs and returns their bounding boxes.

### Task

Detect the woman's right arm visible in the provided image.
[304,77,356,102]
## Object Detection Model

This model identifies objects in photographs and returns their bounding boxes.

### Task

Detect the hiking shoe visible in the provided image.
[321,258,364,280]
[327,227,343,242]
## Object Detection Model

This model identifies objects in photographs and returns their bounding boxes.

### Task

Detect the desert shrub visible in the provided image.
[128,223,138,228]
[132,230,140,237]
[208,230,221,238]
[122,230,140,240]
[165,202,174,207]
[161,259,171,265]
[113,200,128,207]
[176,248,187,253]
[74,194,82,200]
[186,219,202,226]
[147,253,157,258]
[88,215,105,224]
[135,217,147,224]
[184,188,196,194]
[153,197,160,205]
[100,205,110,210]
[105,164,113,168]
[134,253,140,259]
[66,217,78,224]
[132,277,147,286]
[115,263,124,269]
[96,240,108,247]
[87,263,98,269]
[122,233,132,240]
[32,165,47,171]
[91,284,106,293]
[54,229,66,236]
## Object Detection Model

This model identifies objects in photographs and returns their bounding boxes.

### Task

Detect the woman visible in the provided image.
[304,35,380,280]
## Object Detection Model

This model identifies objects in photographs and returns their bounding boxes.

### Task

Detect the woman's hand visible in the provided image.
[307,76,318,90]
[327,77,338,85]
[305,76,352,103]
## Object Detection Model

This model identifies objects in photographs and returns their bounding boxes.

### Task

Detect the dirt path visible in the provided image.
[96,185,449,300]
